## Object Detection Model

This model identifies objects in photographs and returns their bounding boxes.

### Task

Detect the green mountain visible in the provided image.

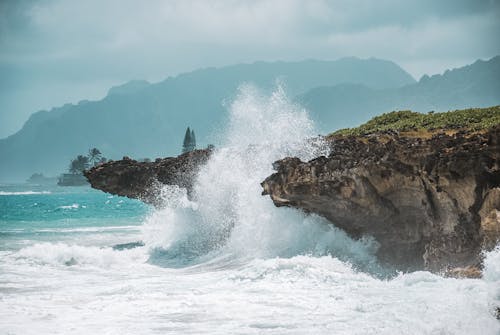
[0,57,415,181]
[299,56,500,133]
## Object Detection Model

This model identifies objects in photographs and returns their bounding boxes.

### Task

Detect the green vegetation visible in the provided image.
[68,147,107,174]
[182,127,197,154]
[332,106,500,136]
[88,148,103,166]
[69,155,90,174]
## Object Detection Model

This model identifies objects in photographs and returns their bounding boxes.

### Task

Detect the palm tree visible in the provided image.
[69,155,90,174]
[88,148,102,167]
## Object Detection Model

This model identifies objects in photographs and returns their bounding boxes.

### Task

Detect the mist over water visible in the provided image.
[1,85,499,334]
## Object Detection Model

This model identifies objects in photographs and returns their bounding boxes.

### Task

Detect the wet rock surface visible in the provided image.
[262,127,500,272]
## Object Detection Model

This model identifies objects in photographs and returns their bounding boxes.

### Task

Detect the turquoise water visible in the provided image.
[0,184,148,251]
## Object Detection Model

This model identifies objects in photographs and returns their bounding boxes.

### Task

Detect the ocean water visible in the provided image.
[1,85,499,334]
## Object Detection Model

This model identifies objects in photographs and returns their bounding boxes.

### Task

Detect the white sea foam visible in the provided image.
[1,249,498,334]
[13,242,147,268]
[57,203,80,209]
[0,190,51,195]
[35,225,140,233]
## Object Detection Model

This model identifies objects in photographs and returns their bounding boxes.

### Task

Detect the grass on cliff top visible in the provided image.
[332,105,500,137]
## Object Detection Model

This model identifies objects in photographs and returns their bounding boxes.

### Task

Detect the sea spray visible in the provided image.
[141,84,382,272]
[482,246,500,319]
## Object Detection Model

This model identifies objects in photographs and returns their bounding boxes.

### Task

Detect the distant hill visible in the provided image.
[107,80,150,96]
[0,57,415,181]
[299,56,500,133]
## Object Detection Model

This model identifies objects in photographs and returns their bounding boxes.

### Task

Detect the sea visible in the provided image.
[1,85,499,334]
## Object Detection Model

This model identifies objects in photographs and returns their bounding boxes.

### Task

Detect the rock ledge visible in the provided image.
[84,149,211,205]
[262,128,500,272]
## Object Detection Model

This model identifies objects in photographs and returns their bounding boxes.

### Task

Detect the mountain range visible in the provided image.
[0,56,499,181]
[300,56,500,132]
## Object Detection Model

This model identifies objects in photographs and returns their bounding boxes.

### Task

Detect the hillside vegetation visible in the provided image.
[332,105,500,137]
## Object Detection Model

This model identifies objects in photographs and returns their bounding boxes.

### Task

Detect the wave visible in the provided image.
[4,243,499,334]
[13,242,148,268]
[0,190,51,195]
[138,84,386,275]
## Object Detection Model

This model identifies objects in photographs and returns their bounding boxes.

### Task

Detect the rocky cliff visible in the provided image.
[84,148,211,206]
[84,109,500,274]
[262,127,500,272]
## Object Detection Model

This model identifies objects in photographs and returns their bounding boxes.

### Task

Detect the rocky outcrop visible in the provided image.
[84,149,211,205]
[84,126,499,273]
[262,128,500,272]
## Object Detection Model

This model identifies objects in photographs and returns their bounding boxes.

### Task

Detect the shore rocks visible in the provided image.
[261,128,500,272]
[84,127,499,273]
[84,149,211,205]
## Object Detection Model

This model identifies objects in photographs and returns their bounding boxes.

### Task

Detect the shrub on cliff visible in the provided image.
[333,105,500,136]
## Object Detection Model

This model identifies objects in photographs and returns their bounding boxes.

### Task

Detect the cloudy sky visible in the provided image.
[1,0,499,138]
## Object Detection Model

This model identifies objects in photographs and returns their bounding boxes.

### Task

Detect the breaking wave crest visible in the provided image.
[140,84,383,273]
[13,242,147,268]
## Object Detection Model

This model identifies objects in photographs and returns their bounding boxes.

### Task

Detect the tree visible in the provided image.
[88,148,102,166]
[182,127,196,153]
[190,129,196,149]
[69,155,90,174]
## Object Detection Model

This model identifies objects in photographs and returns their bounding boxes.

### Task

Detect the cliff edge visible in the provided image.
[84,149,211,206]
[262,107,500,272]
[85,106,500,273]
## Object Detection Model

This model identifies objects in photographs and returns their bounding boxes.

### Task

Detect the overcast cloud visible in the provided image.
[0,0,499,138]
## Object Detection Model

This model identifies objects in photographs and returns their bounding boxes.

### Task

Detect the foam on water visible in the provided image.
[57,203,81,209]
[0,190,51,195]
[13,242,148,268]
[483,245,500,315]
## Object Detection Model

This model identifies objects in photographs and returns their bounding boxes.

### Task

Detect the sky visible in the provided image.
[1,0,499,138]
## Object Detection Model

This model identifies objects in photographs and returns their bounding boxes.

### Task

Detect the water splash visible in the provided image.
[482,246,500,318]
[141,84,381,273]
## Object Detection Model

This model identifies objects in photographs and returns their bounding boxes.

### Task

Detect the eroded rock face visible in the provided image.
[262,128,500,272]
[84,149,211,206]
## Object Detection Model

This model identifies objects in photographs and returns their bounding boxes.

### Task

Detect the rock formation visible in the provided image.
[262,127,500,272]
[84,125,499,273]
[84,148,211,206]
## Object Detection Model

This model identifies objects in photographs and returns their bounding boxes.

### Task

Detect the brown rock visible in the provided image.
[84,149,212,206]
[261,127,500,272]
